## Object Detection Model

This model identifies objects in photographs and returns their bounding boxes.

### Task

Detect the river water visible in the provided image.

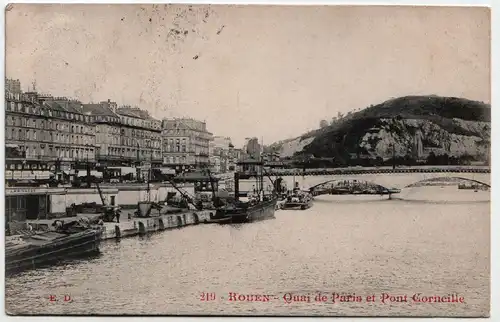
[5,175,490,317]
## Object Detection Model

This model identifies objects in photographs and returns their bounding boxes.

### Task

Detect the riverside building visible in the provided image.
[161,118,213,173]
[5,89,96,183]
[82,102,162,179]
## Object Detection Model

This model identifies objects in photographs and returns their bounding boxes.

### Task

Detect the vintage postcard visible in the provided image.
[4,3,491,317]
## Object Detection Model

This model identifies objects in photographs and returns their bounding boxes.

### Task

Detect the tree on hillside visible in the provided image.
[319,119,328,128]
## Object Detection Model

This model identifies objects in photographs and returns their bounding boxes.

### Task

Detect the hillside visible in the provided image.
[268,95,491,165]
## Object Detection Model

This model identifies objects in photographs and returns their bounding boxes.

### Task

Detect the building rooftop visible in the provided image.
[82,103,118,117]
[51,100,84,114]
[117,106,157,120]
[42,101,67,112]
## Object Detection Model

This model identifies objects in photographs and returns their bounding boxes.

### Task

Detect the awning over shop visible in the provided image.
[173,172,220,182]
[6,170,53,180]
[6,143,19,148]
[158,168,176,175]
[77,171,103,178]
[107,167,136,175]
[237,158,264,165]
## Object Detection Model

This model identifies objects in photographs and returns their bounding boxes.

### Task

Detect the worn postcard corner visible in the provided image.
[4,3,491,317]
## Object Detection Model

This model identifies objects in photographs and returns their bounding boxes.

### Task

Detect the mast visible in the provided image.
[96,181,107,206]
[261,167,278,197]
[146,152,152,202]
[86,155,91,188]
[136,143,141,182]
[205,167,217,203]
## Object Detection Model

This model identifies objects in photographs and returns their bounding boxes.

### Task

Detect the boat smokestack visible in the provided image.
[234,172,239,201]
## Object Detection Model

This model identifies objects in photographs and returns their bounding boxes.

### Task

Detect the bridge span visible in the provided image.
[267,166,490,177]
[273,169,491,192]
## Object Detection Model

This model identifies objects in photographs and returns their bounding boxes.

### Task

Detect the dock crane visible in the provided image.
[95,181,119,222]
[163,177,204,210]
[135,175,203,218]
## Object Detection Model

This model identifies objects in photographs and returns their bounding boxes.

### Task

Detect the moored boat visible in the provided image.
[5,225,101,275]
[282,197,313,210]
[209,159,278,224]
[212,196,277,223]
[282,190,314,210]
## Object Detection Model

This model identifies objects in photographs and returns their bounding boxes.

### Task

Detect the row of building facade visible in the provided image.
[4,79,240,179]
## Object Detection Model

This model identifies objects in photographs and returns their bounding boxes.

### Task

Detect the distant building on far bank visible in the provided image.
[242,137,261,160]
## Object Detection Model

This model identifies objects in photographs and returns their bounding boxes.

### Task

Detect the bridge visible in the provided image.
[267,166,491,197]
[307,176,490,198]
[267,166,490,177]
[308,179,403,197]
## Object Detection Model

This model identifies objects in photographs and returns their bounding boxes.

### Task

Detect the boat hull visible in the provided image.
[282,200,313,210]
[5,229,102,275]
[215,198,278,224]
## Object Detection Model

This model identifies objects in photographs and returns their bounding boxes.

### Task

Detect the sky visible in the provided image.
[6,4,491,147]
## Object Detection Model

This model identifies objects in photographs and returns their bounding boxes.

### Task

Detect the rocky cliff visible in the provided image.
[268,95,490,164]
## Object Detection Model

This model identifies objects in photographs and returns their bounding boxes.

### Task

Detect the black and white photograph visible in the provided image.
[3,3,491,317]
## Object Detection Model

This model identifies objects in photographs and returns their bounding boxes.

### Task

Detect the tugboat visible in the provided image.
[282,189,314,210]
[209,159,278,224]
